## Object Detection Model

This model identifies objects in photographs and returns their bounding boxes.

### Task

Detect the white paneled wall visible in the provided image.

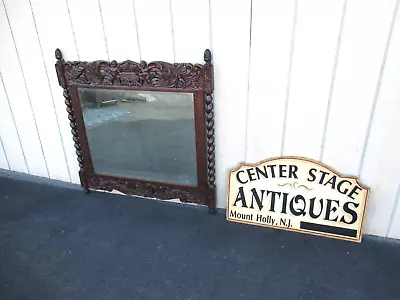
[0,0,399,239]
[283,0,344,160]
[211,0,252,213]
[246,0,296,162]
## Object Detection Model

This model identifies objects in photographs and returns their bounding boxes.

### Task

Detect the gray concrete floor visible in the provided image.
[0,174,399,300]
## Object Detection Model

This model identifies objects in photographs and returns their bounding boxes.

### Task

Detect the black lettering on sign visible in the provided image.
[250,188,265,211]
[308,168,317,182]
[324,175,337,189]
[340,202,359,224]
[266,190,281,212]
[233,187,247,208]
[288,165,298,179]
[337,179,351,195]
[255,166,268,180]
[324,199,340,222]
[289,195,306,216]
[309,197,324,219]
[236,170,247,184]
[267,165,276,177]
[279,165,287,178]
[247,168,256,181]
[318,170,330,184]
[348,186,362,200]
[281,192,289,214]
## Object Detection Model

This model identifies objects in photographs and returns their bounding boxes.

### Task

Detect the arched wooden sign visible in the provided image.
[227,157,369,242]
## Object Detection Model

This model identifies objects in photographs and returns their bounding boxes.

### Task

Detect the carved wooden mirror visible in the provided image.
[55,49,215,212]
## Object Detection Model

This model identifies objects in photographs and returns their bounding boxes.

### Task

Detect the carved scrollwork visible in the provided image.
[55,48,215,208]
[148,62,202,89]
[87,175,198,203]
[61,57,204,90]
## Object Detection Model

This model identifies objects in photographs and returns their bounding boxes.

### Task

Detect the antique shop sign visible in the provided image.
[226,157,369,242]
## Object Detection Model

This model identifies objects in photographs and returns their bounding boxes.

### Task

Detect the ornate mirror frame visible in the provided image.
[55,49,216,212]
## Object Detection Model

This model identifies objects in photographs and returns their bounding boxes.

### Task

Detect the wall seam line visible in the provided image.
[208,0,213,52]
[2,0,50,178]
[0,70,29,173]
[0,137,10,170]
[0,71,7,169]
[386,184,400,237]
[319,0,347,162]
[244,0,253,162]
[65,0,80,60]
[357,0,399,177]
[280,0,298,156]
[97,0,110,61]
[169,0,177,62]
[28,0,72,182]
[132,0,142,61]
[0,76,10,169]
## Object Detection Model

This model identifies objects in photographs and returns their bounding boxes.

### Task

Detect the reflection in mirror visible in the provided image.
[78,88,197,185]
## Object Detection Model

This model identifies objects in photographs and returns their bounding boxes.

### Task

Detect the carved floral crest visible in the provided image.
[54,48,215,209]
[60,59,206,90]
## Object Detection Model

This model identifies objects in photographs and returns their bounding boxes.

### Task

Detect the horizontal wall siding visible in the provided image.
[0,0,399,238]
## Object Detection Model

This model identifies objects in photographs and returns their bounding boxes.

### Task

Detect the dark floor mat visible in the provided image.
[0,176,399,300]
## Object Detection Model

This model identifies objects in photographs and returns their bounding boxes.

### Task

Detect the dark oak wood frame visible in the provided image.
[55,49,216,212]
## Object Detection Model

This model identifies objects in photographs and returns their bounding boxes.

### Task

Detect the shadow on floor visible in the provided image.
[0,176,399,300]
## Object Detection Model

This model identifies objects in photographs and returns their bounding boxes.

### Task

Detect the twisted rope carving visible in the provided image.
[55,49,85,177]
[205,93,215,188]
[203,49,215,189]
[63,88,84,171]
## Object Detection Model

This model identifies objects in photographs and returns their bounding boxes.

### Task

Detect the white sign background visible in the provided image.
[227,157,369,242]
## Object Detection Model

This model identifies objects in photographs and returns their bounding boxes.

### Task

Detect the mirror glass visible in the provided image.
[78,88,197,185]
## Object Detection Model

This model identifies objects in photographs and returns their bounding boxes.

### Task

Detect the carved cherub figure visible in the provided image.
[100,60,119,85]
[139,60,149,85]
